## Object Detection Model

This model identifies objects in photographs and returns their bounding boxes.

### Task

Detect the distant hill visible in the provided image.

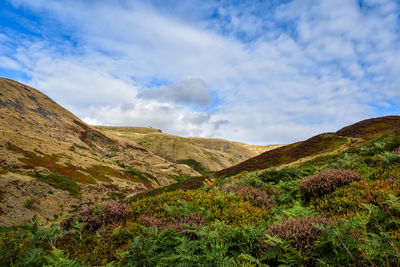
[0,78,198,226]
[217,116,400,176]
[94,126,281,174]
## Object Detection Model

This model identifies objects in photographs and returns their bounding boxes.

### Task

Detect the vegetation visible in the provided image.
[30,172,81,197]
[124,169,157,184]
[217,134,348,176]
[177,159,210,175]
[0,167,8,175]
[24,198,39,209]
[2,125,400,265]
[298,169,362,202]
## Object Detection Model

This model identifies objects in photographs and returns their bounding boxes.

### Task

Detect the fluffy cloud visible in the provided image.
[138,78,212,107]
[1,0,400,144]
[82,101,213,137]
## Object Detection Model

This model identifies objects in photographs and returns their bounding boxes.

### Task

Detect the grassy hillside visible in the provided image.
[94,126,281,174]
[217,116,400,177]
[0,78,198,226]
[2,120,400,266]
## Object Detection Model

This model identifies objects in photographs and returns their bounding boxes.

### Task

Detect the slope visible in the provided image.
[217,116,400,176]
[4,119,400,266]
[94,126,281,174]
[0,77,198,226]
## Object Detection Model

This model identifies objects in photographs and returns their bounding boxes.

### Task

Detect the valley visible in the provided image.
[1,78,400,266]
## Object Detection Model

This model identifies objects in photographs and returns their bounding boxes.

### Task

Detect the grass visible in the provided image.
[6,143,146,185]
[68,143,89,152]
[128,175,206,202]
[0,189,5,203]
[7,143,96,184]
[30,172,81,197]
[85,165,140,183]
[0,167,8,175]
[217,134,348,176]
[124,169,157,185]
[177,159,211,175]
[94,125,162,134]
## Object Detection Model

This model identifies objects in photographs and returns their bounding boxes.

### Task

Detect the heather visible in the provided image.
[299,169,362,201]
[61,201,131,232]
[260,216,331,251]
[221,184,276,210]
[2,130,400,266]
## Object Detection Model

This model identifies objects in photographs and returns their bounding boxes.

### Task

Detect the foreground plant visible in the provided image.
[299,169,362,201]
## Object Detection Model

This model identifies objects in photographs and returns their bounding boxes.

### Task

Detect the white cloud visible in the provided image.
[82,101,213,137]
[2,0,400,144]
[0,56,20,70]
[138,78,212,107]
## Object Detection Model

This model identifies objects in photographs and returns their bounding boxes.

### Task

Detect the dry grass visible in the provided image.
[94,126,280,172]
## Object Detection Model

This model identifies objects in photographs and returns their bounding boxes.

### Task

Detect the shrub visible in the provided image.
[130,189,265,226]
[259,167,301,183]
[24,198,39,209]
[221,184,276,210]
[299,169,362,201]
[61,201,131,232]
[310,179,400,218]
[141,212,206,231]
[259,216,330,253]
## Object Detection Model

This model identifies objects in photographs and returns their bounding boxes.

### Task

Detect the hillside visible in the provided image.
[3,116,400,266]
[94,126,281,174]
[0,78,198,226]
[217,116,400,176]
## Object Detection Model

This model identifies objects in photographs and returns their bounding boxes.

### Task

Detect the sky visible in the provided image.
[0,0,399,144]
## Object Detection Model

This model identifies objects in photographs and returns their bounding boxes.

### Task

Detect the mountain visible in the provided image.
[0,77,198,226]
[217,115,400,176]
[94,126,281,174]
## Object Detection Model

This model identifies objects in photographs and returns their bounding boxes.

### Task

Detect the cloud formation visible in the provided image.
[1,0,400,144]
[138,78,212,107]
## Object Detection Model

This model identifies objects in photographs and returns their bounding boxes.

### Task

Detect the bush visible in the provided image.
[130,189,266,227]
[258,167,301,183]
[141,212,206,231]
[61,201,131,232]
[24,198,39,209]
[299,169,362,201]
[221,184,276,210]
[310,179,400,218]
[259,216,330,252]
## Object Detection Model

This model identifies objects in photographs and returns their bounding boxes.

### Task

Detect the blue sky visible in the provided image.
[1,0,400,144]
